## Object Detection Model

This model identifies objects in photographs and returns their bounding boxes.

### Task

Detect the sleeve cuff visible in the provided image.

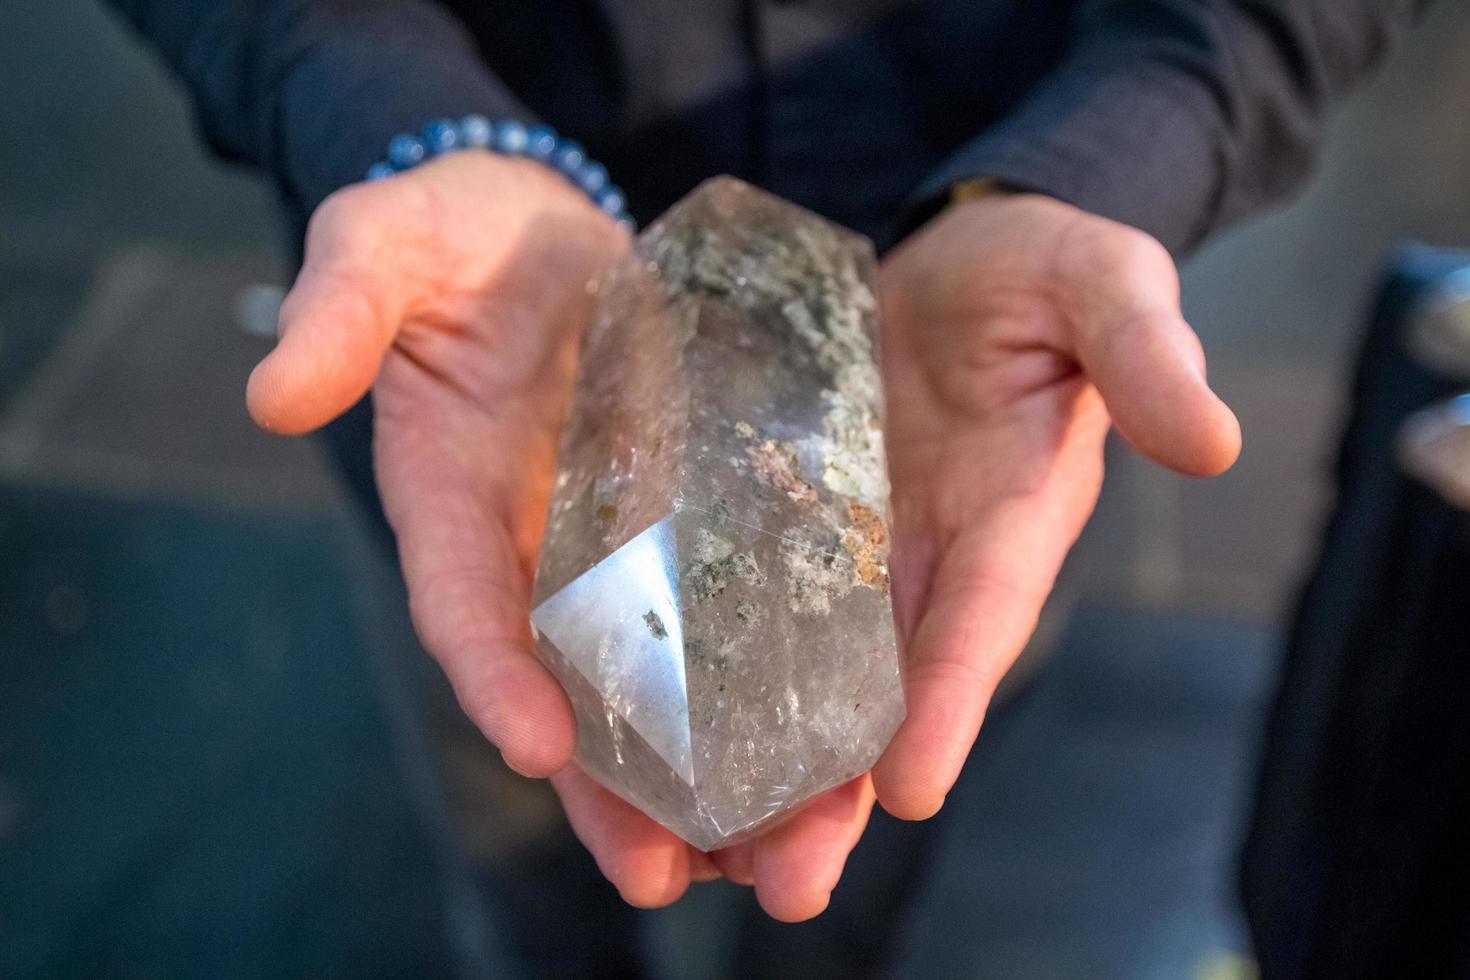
[275,9,536,212]
[906,58,1227,255]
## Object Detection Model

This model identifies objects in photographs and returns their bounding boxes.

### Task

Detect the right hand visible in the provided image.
[870,192,1241,822]
[247,151,873,921]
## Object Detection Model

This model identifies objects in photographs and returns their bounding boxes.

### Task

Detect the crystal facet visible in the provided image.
[531,177,905,851]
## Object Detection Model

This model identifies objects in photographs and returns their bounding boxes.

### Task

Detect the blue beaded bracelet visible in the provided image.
[366,115,635,231]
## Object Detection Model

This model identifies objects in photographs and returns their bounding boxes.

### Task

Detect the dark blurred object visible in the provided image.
[1399,394,1470,511]
[1407,269,1470,382]
[1242,245,1470,979]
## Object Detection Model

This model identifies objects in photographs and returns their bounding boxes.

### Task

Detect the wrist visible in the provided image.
[365,115,634,230]
[949,177,1018,207]
[941,183,1078,229]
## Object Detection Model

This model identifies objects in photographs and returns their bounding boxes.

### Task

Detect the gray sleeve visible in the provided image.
[101,0,535,212]
[910,0,1433,254]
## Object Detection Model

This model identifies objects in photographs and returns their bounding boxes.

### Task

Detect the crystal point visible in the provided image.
[532,177,904,851]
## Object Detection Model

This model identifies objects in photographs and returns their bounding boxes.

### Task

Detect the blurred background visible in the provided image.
[2,2,1469,977]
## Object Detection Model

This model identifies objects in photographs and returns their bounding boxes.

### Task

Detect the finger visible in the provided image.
[690,850,724,883]
[388,471,577,778]
[247,186,408,434]
[553,766,693,908]
[710,841,755,886]
[875,392,1106,820]
[753,775,876,922]
[1078,309,1241,476]
[873,516,1049,819]
[1064,228,1241,477]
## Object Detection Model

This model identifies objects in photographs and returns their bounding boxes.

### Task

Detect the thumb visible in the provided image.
[247,191,408,435]
[1066,230,1241,477]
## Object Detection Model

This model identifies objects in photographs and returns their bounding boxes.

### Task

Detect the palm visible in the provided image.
[870,194,1239,814]
[368,241,740,910]
[369,185,606,712]
[249,153,873,919]
[876,210,1108,813]
[884,237,1110,640]
[249,165,1237,920]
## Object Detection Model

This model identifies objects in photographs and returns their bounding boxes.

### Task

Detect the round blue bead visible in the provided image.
[616,215,637,234]
[423,119,458,155]
[551,139,586,173]
[458,114,493,149]
[574,161,609,194]
[595,186,626,216]
[525,124,558,161]
[387,134,427,169]
[366,162,396,182]
[493,120,530,155]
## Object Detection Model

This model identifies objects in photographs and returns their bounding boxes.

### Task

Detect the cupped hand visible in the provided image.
[247,152,872,921]
[870,192,1242,820]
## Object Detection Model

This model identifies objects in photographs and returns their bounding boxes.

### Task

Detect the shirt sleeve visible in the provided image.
[102,0,535,213]
[910,0,1434,254]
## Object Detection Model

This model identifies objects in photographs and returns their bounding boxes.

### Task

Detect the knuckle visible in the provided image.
[909,653,992,689]
[1060,213,1174,285]
[308,183,374,239]
[309,177,434,253]
[1112,222,1172,268]
[907,656,1001,719]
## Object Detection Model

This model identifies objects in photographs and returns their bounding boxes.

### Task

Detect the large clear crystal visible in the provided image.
[531,178,904,851]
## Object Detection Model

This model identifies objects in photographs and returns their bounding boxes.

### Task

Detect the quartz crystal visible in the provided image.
[531,177,904,851]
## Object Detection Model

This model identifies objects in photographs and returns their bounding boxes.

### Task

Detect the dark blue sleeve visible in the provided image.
[101,0,534,212]
[912,0,1433,254]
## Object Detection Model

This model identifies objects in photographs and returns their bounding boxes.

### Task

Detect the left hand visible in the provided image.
[246,153,877,923]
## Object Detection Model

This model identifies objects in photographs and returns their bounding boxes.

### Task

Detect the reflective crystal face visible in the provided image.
[531,177,904,851]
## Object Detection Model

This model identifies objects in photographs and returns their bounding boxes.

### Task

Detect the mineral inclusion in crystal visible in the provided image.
[530,178,904,851]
